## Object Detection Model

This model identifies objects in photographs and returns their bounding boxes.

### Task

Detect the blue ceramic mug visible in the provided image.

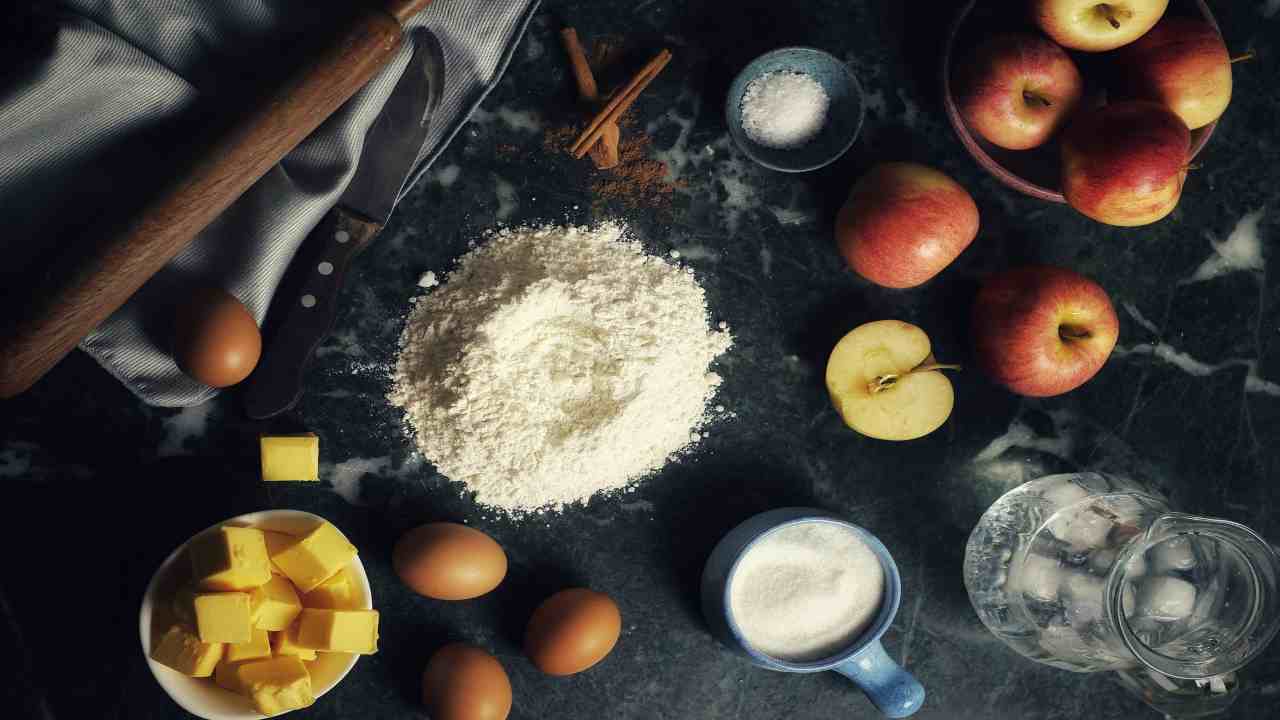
[701,508,925,718]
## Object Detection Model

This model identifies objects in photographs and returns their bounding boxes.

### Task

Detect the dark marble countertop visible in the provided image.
[5,1,1280,718]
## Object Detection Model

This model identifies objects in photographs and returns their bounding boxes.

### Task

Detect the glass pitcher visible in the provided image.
[964,473,1280,714]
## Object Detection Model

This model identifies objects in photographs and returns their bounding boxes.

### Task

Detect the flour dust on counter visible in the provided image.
[389,222,732,515]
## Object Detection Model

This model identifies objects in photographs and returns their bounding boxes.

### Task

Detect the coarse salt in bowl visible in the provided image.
[726,47,864,173]
[139,510,372,720]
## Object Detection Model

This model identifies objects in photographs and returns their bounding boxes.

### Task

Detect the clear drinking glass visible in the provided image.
[964,473,1280,714]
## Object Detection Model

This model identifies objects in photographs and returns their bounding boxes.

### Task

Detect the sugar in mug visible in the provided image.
[701,508,925,718]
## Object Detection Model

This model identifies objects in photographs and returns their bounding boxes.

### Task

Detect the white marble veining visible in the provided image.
[314,327,369,359]
[759,246,773,277]
[323,454,425,505]
[974,408,1077,464]
[493,174,519,220]
[523,31,544,61]
[861,87,886,117]
[157,401,216,456]
[323,456,390,504]
[470,105,543,133]
[1114,290,1280,397]
[431,163,461,187]
[1182,209,1266,284]
[668,242,721,262]
[1113,343,1280,397]
[1122,301,1161,335]
[896,88,920,129]
[0,440,37,478]
[645,102,699,183]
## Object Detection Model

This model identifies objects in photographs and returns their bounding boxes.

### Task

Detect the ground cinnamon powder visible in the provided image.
[545,119,682,210]
[544,37,684,211]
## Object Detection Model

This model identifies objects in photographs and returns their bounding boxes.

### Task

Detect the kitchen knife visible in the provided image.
[242,32,444,420]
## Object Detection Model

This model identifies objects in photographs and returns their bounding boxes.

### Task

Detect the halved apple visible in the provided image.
[825,320,956,441]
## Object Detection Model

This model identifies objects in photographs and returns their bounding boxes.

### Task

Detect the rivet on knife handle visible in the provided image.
[242,208,382,419]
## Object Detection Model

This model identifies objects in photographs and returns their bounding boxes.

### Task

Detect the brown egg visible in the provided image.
[524,588,622,675]
[422,643,512,720]
[393,523,507,600]
[173,287,261,387]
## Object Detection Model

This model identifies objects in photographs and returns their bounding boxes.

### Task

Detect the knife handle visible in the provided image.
[242,208,381,419]
[0,0,433,398]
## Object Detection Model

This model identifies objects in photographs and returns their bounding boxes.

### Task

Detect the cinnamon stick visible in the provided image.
[570,48,671,159]
[561,28,598,100]
[560,28,618,169]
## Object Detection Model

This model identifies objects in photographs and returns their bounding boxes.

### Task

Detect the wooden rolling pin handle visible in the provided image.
[0,0,431,398]
[386,0,434,24]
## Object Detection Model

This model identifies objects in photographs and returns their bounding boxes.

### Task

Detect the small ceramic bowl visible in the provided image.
[139,510,372,720]
[726,47,864,173]
[942,0,1219,202]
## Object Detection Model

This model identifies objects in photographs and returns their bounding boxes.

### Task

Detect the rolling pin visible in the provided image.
[0,0,433,398]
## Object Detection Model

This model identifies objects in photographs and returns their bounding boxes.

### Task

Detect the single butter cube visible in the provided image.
[251,575,302,631]
[189,526,272,591]
[214,659,247,694]
[260,434,319,481]
[262,531,295,576]
[271,623,317,661]
[225,627,272,663]
[302,567,360,610]
[296,608,379,654]
[151,624,224,677]
[271,522,357,593]
[194,592,253,644]
[234,656,315,716]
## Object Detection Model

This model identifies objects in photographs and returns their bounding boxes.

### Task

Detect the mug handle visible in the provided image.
[832,640,925,718]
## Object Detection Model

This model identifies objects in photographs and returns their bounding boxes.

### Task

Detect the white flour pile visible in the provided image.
[740,70,830,149]
[389,223,732,514]
[729,522,885,662]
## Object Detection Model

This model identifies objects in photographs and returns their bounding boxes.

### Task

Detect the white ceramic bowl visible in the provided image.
[139,510,373,720]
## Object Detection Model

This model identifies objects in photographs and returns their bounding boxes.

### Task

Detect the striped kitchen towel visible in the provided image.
[0,0,538,405]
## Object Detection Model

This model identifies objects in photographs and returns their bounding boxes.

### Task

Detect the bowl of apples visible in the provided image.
[942,0,1233,225]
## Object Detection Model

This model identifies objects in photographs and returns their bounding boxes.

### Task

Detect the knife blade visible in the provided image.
[243,32,444,420]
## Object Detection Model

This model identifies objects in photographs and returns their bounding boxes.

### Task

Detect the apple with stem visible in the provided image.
[972,266,1118,397]
[955,32,1084,150]
[826,320,959,441]
[1115,17,1237,130]
[835,163,979,289]
[1061,100,1189,226]
[1032,0,1169,52]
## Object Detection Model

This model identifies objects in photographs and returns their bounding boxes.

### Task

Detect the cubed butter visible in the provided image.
[270,623,317,661]
[232,656,315,716]
[189,526,272,591]
[251,575,302,631]
[225,627,273,663]
[151,624,223,677]
[194,592,253,644]
[260,434,319,482]
[296,608,379,654]
[271,522,357,593]
[262,531,295,576]
[214,659,247,694]
[302,567,360,610]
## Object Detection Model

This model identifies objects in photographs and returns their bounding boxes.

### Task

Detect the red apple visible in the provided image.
[972,265,1119,397]
[1033,0,1169,52]
[955,33,1084,150]
[1061,100,1189,226]
[1115,17,1232,130]
[835,162,980,289]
